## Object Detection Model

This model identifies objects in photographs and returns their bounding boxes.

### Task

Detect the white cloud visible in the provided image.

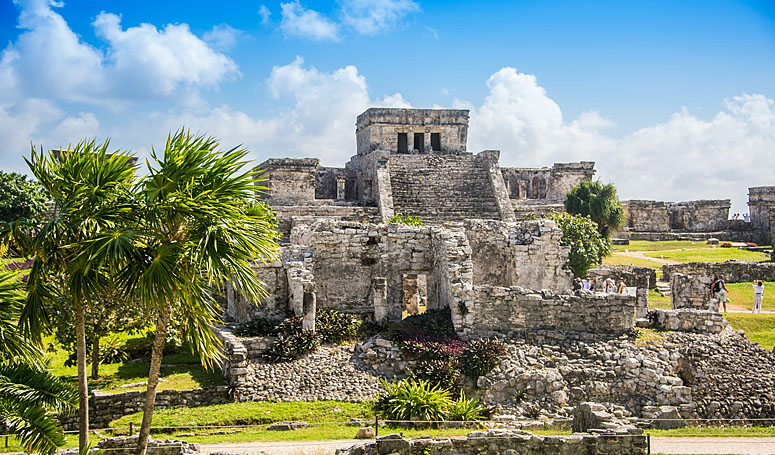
[339,0,419,35]
[1,0,239,105]
[258,5,272,26]
[203,24,244,51]
[280,1,339,41]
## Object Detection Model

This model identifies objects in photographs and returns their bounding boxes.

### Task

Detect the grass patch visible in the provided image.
[725,313,775,351]
[634,328,666,347]
[612,240,712,252]
[648,425,775,437]
[725,281,775,312]
[602,254,664,269]
[644,248,770,263]
[648,289,672,309]
[111,401,373,428]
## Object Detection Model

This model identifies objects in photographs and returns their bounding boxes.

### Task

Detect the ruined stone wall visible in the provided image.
[749,186,775,236]
[650,309,728,334]
[588,265,653,318]
[464,219,572,292]
[500,162,595,201]
[661,261,775,283]
[547,162,596,199]
[274,206,380,240]
[257,158,318,205]
[336,430,647,455]
[622,200,671,232]
[315,166,348,200]
[355,108,469,156]
[670,274,715,311]
[226,262,288,323]
[668,200,730,232]
[457,286,636,337]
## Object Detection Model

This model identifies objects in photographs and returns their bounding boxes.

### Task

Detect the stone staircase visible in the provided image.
[656,281,671,297]
[388,154,502,223]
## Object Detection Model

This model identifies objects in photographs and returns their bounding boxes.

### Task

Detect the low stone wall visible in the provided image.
[60,386,231,430]
[459,286,636,337]
[670,274,716,311]
[64,436,199,455]
[336,430,647,455]
[212,326,251,400]
[588,265,654,318]
[662,260,775,283]
[650,309,728,334]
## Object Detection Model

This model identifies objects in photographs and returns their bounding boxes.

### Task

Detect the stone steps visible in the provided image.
[656,281,672,297]
[388,154,501,222]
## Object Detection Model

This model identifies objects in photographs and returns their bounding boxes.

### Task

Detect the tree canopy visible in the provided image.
[549,212,609,278]
[0,171,48,225]
[563,180,625,239]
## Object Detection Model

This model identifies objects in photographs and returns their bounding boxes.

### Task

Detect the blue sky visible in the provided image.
[1,0,773,212]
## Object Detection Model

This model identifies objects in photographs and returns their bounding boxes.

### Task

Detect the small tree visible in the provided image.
[564,180,625,239]
[549,212,609,278]
[0,171,48,226]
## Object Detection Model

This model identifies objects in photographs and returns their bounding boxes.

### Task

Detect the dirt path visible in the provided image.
[613,250,682,265]
[200,437,775,455]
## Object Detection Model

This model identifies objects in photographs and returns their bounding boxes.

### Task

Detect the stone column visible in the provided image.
[373,277,389,325]
[302,287,316,332]
[336,176,346,201]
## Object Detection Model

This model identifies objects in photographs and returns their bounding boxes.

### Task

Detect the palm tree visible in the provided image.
[0,269,78,455]
[564,180,626,239]
[84,130,280,455]
[5,140,137,452]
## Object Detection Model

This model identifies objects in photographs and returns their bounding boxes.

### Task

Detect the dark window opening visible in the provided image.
[397,133,408,154]
[413,133,424,152]
[431,133,441,152]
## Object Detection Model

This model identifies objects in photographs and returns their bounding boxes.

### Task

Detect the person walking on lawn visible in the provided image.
[752,280,765,313]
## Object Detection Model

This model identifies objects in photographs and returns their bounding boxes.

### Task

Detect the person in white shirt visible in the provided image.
[752,280,765,313]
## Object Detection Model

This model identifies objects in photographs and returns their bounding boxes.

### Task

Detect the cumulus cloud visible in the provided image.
[1,0,239,105]
[461,67,775,213]
[258,5,272,25]
[203,24,245,51]
[339,0,419,35]
[280,1,340,41]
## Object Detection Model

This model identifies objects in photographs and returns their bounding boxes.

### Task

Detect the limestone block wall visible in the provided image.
[650,309,728,334]
[464,219,572,292]
[335,430,647,455]
[547,162,596,200]
[668,200,730,232]
[226,262,288,323]
[257,158,319,205]
[670,274,715,311]
[456,286,636,337]
[60,386,231,430]
[622,200,671,232]
[588,265,653,318]
[212,326,251,399]
[314,166,348,200]
[355,108,469,156]
[661,261,775,283]
[273,206,380,241]
[500,162,595,201]
[749,186,775,235]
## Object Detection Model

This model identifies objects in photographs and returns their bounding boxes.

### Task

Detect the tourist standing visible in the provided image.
[616,279,628,295]
[712,276,729,312]
[752,280,765,313]
[605,278,616,293]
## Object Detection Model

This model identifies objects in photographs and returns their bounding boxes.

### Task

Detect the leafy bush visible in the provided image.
[261,330,321,363]
[459,338,506,379]
[412,358,461,392]
[549,211,609,278]
[100,336,129,364]
[388,213,424,226]
[276,316,303,335]
[234,317,281,337]
[446,391,487,421]
[316,308,362,344]
[373,378,451,422]
[390,308,457,343]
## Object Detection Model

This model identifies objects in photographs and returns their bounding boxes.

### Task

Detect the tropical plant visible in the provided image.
[458,338,506,380]
[81,130,281,455]
[99,336,129,364]
[446,391,487,421]
[315,308,362,344]
[234,316,281,337]
[373,378,451,423]
[1,140,137,452]
[549,211,610,278]
[261,330,321,363]
[0,269,78,455]
[388,213,424,226]
[564,180,625,239]
[411,358,461,392]
[0,171,48,226]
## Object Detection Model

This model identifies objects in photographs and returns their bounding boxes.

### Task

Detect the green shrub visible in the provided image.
[100,336,129,364]
[316,308,362,344]
[447,391,487,421]
[261,330,321,363]
[234,317,281,337]
[388,213,424,226]
[459,338,506,379]
[412,358,461,392]
[373,378,451,422]
[390,307,457,343]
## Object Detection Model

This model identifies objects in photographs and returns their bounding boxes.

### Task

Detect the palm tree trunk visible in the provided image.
[91,336,100,379]
[135,303,171,455]
[74,302,89,452]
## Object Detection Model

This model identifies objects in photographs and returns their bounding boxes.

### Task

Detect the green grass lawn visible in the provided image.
[648,289,672,309]
[724,281,775,312]
[644,248,770,263]
[602,254,664,269]
[612,240,713,253]
[45,333,227,394]
[648,425,775,437]
[725,313,775,351]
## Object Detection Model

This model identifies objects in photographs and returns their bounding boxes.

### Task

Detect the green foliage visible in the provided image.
[390,307,457,342]
[459,338,507,379]
[373,378,451,422]
[245,200,279,231]
[549,211,610,278]
[388,213,424,226]
[446,391,487,421]
[0,171,48,225]
[261,330,321,363]
[99,336,129,364]
[412,358,461,392]
[564,180,625,239]
[315,308,362,344]
[234,317,281,337]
